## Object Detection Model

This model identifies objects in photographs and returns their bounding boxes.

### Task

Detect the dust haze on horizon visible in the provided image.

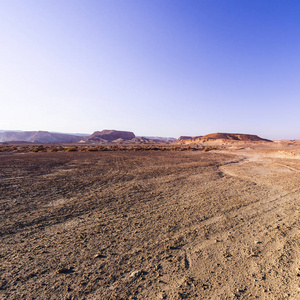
[1,0,299,140]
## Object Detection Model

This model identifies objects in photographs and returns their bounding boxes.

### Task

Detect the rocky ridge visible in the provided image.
[83,130,136,144]
[0,131,86,143]
[180,133,272,144]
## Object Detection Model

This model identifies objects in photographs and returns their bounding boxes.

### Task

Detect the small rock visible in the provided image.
[93,253,105,259]
[223,252,232,258]
[57,267,72,274]
[130,270,142,278]
[157,292,167,299]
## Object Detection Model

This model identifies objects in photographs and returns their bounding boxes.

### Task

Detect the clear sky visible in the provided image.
[1,0,299,139]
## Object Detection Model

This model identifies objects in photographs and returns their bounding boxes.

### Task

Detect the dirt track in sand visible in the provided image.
[0,147,299,299]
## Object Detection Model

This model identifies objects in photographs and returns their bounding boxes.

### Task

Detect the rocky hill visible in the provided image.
[202,133,272,142]
[180,133,272,144]
[83,130,135,144]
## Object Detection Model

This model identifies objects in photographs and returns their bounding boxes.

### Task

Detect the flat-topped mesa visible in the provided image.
[202,133,272,142]
[85,130,135,143]
[179,133,272,144]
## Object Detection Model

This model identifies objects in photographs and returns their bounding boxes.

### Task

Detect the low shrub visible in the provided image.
[65,147,78,152]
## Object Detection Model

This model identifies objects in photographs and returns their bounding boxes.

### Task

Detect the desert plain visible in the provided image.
[0,142,299,299]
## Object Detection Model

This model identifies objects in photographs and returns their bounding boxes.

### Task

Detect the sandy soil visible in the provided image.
[0,146,299,299]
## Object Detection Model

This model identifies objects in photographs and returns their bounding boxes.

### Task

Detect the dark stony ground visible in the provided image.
[0,149,299,299]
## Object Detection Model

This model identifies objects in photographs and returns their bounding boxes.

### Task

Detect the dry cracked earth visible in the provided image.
[0,146,299,299]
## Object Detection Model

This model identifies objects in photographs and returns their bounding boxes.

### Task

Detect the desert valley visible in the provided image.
[3,0,300,299]
[0,130,299,299]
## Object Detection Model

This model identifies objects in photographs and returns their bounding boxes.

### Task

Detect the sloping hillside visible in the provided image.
[179,133,272,144]
[0,131,85,143]
[202,133,272,142]
[84,130,135,143]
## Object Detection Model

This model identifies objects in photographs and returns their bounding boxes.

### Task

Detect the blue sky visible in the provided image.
[1,0,299,139]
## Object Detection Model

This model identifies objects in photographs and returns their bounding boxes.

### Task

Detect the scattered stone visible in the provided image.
[223,252,232,258]
[130,270,142,278]
[158,279,167,284]
[93,253,105,259]
[157,291,167,299]
[56,267,73,274]
[249,248,260,257]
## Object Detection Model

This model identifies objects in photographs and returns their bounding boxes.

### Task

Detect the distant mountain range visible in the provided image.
[178,135,203,141]
[141,136,177,143]
[0,130,176,144]
[0,131,87,143]
[0,130,278,144]
[82,130,177,144]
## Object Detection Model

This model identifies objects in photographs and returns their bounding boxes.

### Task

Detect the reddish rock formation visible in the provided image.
[179,133,272,144]
[201,133,272,142]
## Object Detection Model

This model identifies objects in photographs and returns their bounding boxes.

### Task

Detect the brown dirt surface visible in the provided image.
[0,146,299,299]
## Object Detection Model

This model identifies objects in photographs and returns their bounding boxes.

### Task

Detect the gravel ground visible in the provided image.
[0,147,299,299]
